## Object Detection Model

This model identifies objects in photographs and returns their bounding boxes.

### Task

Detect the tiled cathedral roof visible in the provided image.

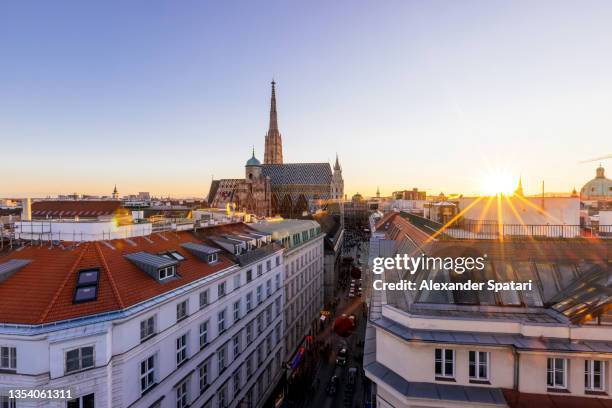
[261,163,333,185]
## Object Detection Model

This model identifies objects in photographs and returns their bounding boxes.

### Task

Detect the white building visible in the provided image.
[250,219,325,360]
[0,223,285,408]
[451,196,581,238]
[365,212,611,408]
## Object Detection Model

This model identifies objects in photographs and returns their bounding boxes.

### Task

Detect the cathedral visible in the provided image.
[208,81,344,218]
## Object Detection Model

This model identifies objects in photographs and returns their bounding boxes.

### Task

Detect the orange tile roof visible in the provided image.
[0,231,235,324]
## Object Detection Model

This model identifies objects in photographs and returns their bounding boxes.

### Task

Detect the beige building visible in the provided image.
[365,212,611,408]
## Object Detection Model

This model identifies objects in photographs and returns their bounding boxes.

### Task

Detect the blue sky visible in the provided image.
[1,1,611,198]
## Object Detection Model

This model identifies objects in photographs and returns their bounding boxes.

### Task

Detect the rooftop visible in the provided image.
[0,226,265,325]
[372,211,612,324]
[31,200,123,218]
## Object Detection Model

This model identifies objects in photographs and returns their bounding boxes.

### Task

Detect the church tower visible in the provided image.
[331,154,344,201]
[264,80,283,164]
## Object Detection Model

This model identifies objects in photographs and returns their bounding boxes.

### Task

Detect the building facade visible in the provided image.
[250,220,325,360]
[0,225,285,408]
[365,212,612,408]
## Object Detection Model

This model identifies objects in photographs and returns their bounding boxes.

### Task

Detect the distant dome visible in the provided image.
[581,165,612,200]
[352,193,364,202]
[246,149,261,167]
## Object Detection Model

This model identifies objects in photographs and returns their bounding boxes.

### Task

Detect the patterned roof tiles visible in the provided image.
[261,163,333,185]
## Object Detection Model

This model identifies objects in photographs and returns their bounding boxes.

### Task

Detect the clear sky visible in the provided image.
[1,1,611,198]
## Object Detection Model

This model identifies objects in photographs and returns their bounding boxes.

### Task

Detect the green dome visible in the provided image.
[246,149,261,167]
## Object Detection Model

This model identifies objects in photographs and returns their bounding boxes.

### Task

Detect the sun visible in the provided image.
[480,169,516,196]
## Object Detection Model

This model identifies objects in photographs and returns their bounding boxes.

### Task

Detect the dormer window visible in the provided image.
[73,268,100,303]
[181,242,220,265]
[125,252,179,283]
[159,265,176,280]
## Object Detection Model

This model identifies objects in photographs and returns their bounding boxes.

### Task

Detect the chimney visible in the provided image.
[21,198,32,221]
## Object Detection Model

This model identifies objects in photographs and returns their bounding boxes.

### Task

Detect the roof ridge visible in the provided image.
[94,241,125,309]
[39,242,91,323]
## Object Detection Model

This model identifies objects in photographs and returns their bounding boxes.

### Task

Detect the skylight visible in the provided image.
[73,268,100,303]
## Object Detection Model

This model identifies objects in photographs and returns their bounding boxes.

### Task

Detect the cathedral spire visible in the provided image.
[264,80,283,164]
[269,80,278,131]
[334,153,341,171]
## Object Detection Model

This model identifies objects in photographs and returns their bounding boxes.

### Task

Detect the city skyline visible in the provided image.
[1,1,611,198]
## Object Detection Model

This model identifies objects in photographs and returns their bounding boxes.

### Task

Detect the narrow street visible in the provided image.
[301,232,370,408]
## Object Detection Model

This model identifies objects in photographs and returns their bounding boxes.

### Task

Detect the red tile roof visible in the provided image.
[502,389,612,408]
[0,231,234,324]
[31,200,122,218]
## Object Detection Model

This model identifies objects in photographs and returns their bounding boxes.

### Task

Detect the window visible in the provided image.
[266,306,272,325]
[0,397,16,408]
[547,358,567,389]
[246,354,253,377]
[176,334,188,366]
[276,256,280,266]
[199,320,209,348]
[468,351,489,381]
[218,309,226,333]
[275,273,281,290]
[66,394,95,408]
[434,348,454,378]
[233,334,241,358]
[218,346,227,373]
[0,346,16,371]
[266,260,272,271]
[73,268,100,303]
[257,264,263,276]
[275,324,281,345]
[585,360,604,391]
[257,314,263,335]
[246,322,253,343]
[257,285,262,304]
[140,355,156,393]
[266,279,272,297]
[167,251,185,261]
[66,346,94,373]
[176,300,188,321]
[233,300,241,321]
[207,253,218,264]
[199,358,211,392]
[234,274,241,290]
[246,292,253,312]
[199,289,209,309]
[218,384,228,408]
[275,297,282,316]
[176,378,188,408]
[218,281,226,298]
[257,344,263,365]
[233,369,242,394]
[140,316,156,341]
[158,265,175,280]
[246,269,253,282]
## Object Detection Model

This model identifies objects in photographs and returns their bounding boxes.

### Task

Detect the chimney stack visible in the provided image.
[21,198,32,221]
